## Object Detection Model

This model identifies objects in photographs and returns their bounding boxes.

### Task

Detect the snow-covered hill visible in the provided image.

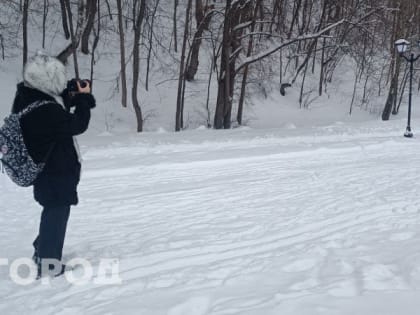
[2,119,420,314]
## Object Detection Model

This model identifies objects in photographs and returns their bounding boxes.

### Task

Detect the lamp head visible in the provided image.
[395,39,410,54]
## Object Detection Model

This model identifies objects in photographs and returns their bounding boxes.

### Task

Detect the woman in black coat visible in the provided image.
[13,52,95,277]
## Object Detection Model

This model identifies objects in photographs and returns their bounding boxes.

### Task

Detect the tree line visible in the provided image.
[1,0,419,131]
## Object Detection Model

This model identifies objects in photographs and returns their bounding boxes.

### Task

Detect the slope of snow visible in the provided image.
[1,118,420,314]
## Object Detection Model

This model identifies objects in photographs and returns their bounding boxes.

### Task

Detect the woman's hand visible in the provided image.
[77,80,91,94]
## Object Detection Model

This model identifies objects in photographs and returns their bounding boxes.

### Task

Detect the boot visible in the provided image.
[36,261,67,279]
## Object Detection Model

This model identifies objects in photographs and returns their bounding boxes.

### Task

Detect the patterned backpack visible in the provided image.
[0,100,50,187]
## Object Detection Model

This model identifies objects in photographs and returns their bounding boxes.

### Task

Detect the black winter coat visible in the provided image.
[12,83,95,207]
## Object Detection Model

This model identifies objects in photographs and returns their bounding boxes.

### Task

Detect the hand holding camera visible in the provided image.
[67,79,91,95]
[77,80,91,94]
[62,79,94,110]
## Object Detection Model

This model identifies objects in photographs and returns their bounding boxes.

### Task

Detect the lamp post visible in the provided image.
[395,39,420,138]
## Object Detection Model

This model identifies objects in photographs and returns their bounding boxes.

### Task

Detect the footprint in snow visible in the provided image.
[363,264,407,291]
[327,279,359,297]
[289,278,319,291]
[282,258,318,273]
[389,232,415,242]
[167,296,211,315]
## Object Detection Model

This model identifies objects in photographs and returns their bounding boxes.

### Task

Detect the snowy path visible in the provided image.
[2,120,420,314]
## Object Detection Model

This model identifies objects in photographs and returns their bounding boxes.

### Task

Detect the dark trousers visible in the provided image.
[33,205,71,261]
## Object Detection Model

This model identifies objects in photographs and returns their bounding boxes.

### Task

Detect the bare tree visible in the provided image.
[132,0,146,132]
[22,0,29,65]
[42,0,49,49]
[185,0,215,81]
[173,0,178,52]
[117,0,128,107]
[8,0,420,131]
[62,0,82,76]
[213,2,242,128]
[175,0,193,131]
[81,0,98,54]
[145,0,160,91]
[57,0,91,73]
[237,0,262,125]
[0,34,4,60]
[59,0,70,39]
[89,0,100,91]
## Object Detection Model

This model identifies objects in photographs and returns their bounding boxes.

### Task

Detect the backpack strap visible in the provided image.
[18,100,51,118]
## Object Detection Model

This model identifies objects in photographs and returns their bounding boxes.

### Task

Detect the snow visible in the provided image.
[1,3,420,313]
[2,118,420,314]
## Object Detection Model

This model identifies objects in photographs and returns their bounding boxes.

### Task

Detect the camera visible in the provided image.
[62,79,91,110]
[66,79,90,93]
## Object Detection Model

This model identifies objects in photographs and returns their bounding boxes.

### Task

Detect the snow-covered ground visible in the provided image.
[2,118,420,314]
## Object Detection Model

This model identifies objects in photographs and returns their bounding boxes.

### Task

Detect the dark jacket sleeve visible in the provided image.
[52,93,96,137]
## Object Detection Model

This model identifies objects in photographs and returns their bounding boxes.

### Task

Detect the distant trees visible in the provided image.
[211,0,366,128]
[2,0,420,131]
[381,0,420,120]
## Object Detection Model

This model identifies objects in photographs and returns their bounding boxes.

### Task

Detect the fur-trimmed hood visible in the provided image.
[23,52,67,98]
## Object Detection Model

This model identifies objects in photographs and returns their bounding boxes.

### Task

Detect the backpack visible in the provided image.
[0,100,51,187]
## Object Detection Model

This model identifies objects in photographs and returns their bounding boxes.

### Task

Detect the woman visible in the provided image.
[12,52,95,277]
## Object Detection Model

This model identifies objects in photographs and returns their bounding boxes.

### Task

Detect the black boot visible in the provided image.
[32,249,41,265]
[36,260,67,279]
[32,237,41,265]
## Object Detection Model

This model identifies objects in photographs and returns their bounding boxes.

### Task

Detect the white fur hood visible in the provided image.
[23,52,67,98]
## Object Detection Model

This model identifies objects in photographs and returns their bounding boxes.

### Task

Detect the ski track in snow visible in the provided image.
[2,122,420,314]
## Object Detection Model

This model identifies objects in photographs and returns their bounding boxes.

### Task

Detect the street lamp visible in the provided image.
[395,39,420,138]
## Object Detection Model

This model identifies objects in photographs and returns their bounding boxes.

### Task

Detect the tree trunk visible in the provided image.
[146,0,160,91]
[81,0,97,54]
[185,0,214,81]
[42,0,49,49]
[0,35,4,60]
[319,37,326,96]
[132,0,146,132]
[22,0,29,66]
[104,0,113,20]
[117,0,128,107]
[89,0,100,92]
[214,0,249,129]
[288,0,302,38]
[64,0,80,77]
[173,0,178,52]
[382,74,398,121]
[175,0,193,131]
[237,0,261,125]
[59,0,70,39]
[214,0,232,129]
